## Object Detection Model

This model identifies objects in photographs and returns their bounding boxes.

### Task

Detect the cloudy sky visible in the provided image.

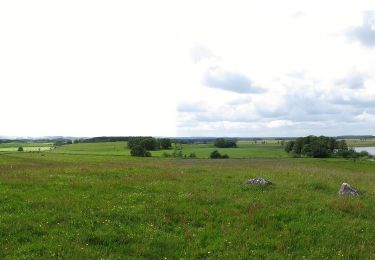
[1,1,375,137]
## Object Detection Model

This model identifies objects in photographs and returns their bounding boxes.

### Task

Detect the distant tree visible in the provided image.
[128,137,159,150]
[284,136,353,158]
[159,138,172,149]
[66,140,73,144]
[337,140,348,151]
[130,145,151,157]
[18,146,24,152]
[54,141,64,146]
[214,138,237,148]
[140,138,158,150]
[284,141,295,153]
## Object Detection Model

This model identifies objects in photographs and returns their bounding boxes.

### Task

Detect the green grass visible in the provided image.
[0,142,374,258]
[178,141,287,158]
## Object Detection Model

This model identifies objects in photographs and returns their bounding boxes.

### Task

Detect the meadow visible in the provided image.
[0,141,374,258]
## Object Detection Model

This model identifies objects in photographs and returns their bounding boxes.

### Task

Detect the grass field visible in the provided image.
[0,141,374,258]
[46,141,287,159]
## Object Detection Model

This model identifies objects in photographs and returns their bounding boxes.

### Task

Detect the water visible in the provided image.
[354,146,375,155]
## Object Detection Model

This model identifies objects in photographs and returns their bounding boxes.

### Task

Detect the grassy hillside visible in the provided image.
[0,142,374,258]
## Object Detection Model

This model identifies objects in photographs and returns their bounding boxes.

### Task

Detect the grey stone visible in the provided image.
[244,177,272,186]
[337,182,360,196]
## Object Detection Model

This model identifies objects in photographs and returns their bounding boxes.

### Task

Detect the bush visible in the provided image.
[189,152,197,158]
[359,150,370,157]
[210,150,229,159]
[336,148,359,159]
[18,146,24,152]
[172,150,183,158]
[162,152,171,157]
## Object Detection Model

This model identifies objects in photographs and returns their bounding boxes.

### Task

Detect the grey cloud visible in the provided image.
[335,73,365,89]
[330,95,375,108]
[203,67,265,94]
[177,75,375,136]
[348,11,375,47]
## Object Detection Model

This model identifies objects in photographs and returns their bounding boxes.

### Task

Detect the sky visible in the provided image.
[1,1,375,137]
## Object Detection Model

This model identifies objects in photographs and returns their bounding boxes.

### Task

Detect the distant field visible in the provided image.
[0,142,53,152]
[48,141,287,159]
[175,141,287,158]
[0,140,374,258]
[346,139,375,147]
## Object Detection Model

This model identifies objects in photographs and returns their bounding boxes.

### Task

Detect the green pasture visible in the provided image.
[49,141,287,159]
[0,140,374,258]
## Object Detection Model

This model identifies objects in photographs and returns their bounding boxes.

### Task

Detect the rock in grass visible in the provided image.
[244,178,272,186]
[337,183,360,196]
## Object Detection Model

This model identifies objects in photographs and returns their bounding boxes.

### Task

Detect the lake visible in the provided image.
[354,146,375,155]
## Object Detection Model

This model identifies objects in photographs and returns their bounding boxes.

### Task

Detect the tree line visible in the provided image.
[128,137,172,157]
[284,135,361,158]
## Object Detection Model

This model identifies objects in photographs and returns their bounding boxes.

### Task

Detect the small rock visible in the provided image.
[244,177,272,186]
[337,182,360,196]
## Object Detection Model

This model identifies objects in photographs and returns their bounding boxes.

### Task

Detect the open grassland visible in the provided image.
[178,141,287,158]
[49,141,287,159]
[0,144,374,258]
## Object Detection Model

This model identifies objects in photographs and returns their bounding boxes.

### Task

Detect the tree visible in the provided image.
[214,138,237,148]
[128,137,159,150]
[284,140,295,153]
[159,138,172,149]
[284,136,353,158]
[18,146,24,152]
[140,138,158,150]
[130,145,151,157]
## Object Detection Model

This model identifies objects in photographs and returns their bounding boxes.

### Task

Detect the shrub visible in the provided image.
[18,146,24,152]
[172,150,183,158]
[210,150,229,159]
[189,152,197,158]
[162,152,171,157]
[359,150,370,157]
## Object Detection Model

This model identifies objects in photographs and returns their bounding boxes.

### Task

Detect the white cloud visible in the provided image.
[176,4,375,136]
[267,120,294,128]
